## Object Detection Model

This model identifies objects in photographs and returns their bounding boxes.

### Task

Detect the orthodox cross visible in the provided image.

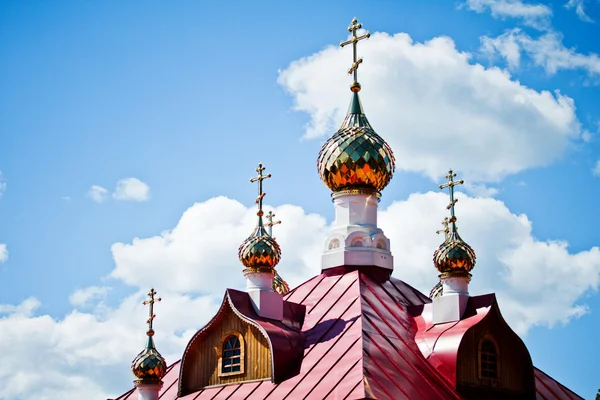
[438,169,464,232]
[265,210,281,237]
[436,217,450,239]
[340,18,371,86]
[142,288,161,334]
[250,163,271,216]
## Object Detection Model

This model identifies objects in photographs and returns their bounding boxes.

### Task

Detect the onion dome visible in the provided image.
[273,270,290,295]
[239,163,282,274]
[433,230,476,277]
[317,92,395,195]
[429,280,443,299]
[132,289,167,385]
[238,218,282,273]
[317,18,395,196]
[433,170,476,278]
[132,333,167,383]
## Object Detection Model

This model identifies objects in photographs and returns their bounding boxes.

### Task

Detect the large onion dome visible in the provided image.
[238,214,282,273]
[131,333,167,384]
[317,91,395,195]
[433,230,476,277]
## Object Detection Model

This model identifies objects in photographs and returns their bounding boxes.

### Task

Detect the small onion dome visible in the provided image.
[131,332,167,384]
[317,92,395,195]
[429,280,443,299]
[238,223,281,272]
[433,231,476,277]
[273,270,290,295]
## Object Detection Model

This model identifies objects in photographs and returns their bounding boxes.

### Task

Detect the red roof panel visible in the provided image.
[112,268,581,400]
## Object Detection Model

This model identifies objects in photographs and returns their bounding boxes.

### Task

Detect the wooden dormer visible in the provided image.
[178,289,305,397]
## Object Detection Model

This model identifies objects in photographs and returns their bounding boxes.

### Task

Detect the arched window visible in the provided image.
[479,338,498,380]
[220,333,244,376]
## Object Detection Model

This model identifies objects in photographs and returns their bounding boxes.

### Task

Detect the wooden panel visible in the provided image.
[182,303,271,393]
[456,305,535,400]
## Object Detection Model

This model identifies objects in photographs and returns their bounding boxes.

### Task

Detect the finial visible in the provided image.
[142,288,161,337]
[340,17,371,92]
[250,163,271,219]
[438,169,464,233]
[265,210,281,237]
[436,217,450,239]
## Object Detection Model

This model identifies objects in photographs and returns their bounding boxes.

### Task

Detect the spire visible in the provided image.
[131,288,167,388]
[340,17,371,93]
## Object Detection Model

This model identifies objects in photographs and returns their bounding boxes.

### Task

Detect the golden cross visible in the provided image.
[249,163,271,216]
[265,210,281,237]
[142,288,161,334]
[436,217,450,238]
[438,169,464,232]
[340,17,371,89]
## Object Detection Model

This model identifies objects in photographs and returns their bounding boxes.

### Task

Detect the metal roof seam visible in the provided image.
[286,274,325,304]
[360,295,449,386]
[307,274,350,316]
[296,274,330,307]
[342,379,363,400]
[426,320,461,360]
[306,277,359,332]
[319,358,363,399]
[362,350,406,400]
[278,326,362,399]
[294,338,363,400]
[362,330,427,399]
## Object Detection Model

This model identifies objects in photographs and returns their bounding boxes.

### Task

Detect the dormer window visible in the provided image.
[219,332,244,376]
[479,338,498,380]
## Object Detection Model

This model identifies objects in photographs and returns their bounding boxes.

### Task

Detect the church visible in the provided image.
[113,18,582,400]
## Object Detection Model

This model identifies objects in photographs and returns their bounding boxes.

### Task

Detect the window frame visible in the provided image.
[218,331,245,377]
[478,335,499,382]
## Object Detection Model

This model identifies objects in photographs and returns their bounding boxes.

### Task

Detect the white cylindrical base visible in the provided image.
[245,272,274,292]
[136,382,163,400]
[333,194,378,227]
[441,276,469,296]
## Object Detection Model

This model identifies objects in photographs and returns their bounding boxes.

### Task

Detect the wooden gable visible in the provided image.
[456,299,535,400]
[179,300,272,396]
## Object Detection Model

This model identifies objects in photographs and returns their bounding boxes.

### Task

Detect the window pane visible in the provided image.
[232,365,240,372]
[233,349,241,356]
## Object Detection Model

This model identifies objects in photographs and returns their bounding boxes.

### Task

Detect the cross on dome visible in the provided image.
[250,163,271,218]
[142,288,161,336]
[265,210,281,237]
[436,217,450,239]
[439,169,464,233]
[340,17,371,92]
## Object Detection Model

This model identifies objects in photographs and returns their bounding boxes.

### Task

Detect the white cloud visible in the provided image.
[112,178,150,202]
[462,0,552,29]
[379,192,600,334]
[0,244,7,263]
[69,286,110,308]
[565,0,594,22]
[482,29,600,76]
[593,159,600,176]
[278,32,581,182]
[111,197,328,292]
[1,194,599,399]
[0,171,6,198]
[87,185,109,203]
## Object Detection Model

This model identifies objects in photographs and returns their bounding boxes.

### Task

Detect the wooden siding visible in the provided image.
[180,303,271,394]
[456,304,535,400]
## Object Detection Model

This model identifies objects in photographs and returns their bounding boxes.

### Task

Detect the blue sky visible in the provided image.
[1,0,599,398]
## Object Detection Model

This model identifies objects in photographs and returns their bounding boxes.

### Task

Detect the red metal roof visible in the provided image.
[113,268,582,400]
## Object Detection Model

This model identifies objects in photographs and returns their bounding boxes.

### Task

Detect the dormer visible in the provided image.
[177,289,305,397]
